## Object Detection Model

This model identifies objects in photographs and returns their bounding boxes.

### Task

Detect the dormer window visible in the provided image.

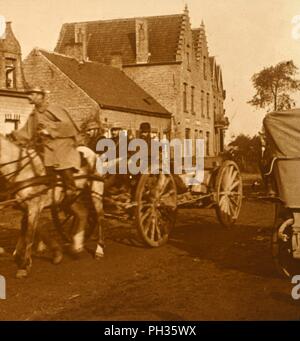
[5,58,16,89]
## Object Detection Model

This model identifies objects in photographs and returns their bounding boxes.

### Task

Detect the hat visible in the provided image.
[110,122,122,131]
[26,86,50,95]
[139,122,151,133]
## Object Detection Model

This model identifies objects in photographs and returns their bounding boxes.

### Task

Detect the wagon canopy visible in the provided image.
[263,109,300,157]
[263,109,300,208]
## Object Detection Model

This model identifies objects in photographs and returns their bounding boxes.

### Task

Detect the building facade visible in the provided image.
[54,6,228,157]
[0,22,32,134]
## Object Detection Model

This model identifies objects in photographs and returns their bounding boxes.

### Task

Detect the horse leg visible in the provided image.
[15,201,41,278]
[14,210,28,264]
[91,182,105,259]
[37,211,64,265]
[69,201,88,256]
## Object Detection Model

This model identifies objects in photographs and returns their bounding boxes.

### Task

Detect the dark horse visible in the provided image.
[0,134,105,278]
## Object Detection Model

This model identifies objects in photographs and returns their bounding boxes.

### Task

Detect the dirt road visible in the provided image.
[0,200,300,321]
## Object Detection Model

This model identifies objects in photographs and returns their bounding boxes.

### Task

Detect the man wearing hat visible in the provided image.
[110,123,123,157]
[10,87,80,199]
[110,122,122,140]
[139,122,152,146]
[82,120,103,152]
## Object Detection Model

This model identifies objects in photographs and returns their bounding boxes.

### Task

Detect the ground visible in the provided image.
[0,199,300,321]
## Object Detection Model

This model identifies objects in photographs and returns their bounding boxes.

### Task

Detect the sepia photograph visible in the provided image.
[0,0,300,326]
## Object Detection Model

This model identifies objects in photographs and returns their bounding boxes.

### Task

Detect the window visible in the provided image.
[187,52,190,70]
[206,93,210,118]
[185,127,191,139]
[203,56,207,80]
[191,86,195,114]
[206,132,210,156]
[201,91,204,117]
[5,58,16,89]
[185,128,191,157]
[213,96,217,119]
[183,83,188,112]
[5,113,20,130]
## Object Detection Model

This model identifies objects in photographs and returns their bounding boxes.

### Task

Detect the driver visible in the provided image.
[9,87,80,200]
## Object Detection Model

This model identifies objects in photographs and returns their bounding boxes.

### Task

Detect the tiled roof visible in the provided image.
[55,14,184,64]
[40,50,170,116]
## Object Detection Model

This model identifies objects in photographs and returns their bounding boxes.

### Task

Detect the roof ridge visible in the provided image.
[64,13,184,25]
[40,48,126,72]
[39,48,78,60]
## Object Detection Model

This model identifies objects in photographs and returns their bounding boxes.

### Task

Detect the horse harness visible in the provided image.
[0,147,104,209]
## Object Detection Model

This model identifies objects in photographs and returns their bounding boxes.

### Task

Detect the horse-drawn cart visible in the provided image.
[102,156,243,248]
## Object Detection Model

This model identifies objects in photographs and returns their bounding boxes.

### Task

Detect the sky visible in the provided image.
[0,0,300,140]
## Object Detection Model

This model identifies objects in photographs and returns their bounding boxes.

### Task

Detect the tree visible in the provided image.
[226,134,262,173]
[248,60,300,112]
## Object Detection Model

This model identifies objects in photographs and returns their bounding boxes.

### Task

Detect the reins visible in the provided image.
[0,148,39,180]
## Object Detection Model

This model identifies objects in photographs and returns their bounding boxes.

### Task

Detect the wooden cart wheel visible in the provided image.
[135,173,177,247]
[272,202,300,278]
[215,160,243,227]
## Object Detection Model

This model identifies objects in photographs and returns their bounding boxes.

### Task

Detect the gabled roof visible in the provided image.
[39,49,170,117]
[209,56,224,91]
[55,14,184,64]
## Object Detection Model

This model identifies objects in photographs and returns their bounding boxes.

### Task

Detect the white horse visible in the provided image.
[0,134,104,278]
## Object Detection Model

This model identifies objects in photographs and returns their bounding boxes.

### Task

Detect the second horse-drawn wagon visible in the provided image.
[261,109,300,278]
[97,136,243,248]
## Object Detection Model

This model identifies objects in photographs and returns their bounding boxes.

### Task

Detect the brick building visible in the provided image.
[54,6,228,157]
[0,22,32,134]
[23,49,171,135]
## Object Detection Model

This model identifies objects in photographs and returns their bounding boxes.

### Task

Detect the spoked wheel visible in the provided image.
[135,173,177,247]
[272,202,300,278]
[215,160,243,227]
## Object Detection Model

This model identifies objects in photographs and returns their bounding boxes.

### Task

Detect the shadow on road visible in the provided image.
[168,203,279,279]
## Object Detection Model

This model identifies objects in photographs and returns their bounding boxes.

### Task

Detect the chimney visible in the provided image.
[135,18,149,64]
[74,23,88,62]
[110,53,123,70]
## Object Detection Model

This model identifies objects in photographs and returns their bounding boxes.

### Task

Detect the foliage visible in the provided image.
[248,60,300,112]
[225,134,262,173]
